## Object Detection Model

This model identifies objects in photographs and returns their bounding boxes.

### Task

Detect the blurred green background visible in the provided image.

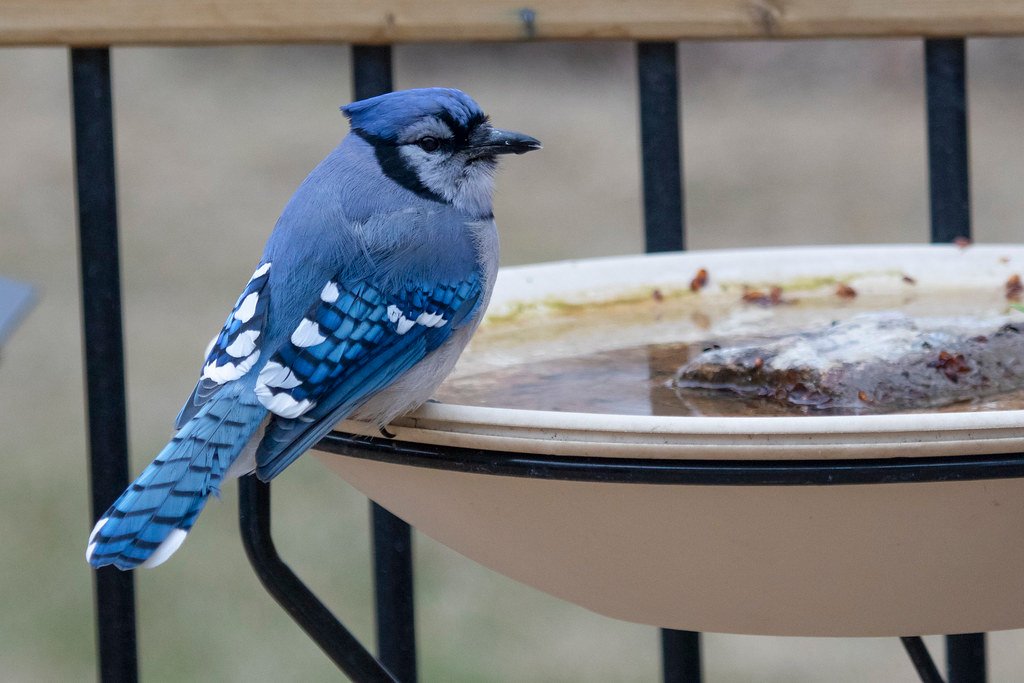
[2,40,1024,681]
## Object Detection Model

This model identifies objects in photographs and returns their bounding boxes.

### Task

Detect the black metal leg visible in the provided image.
[901,637,945,683]
[238,476,397,682]
[371,505,417,682]
[925,39,971,244]
[947,633,986,683]
[662,629,701,682]
[350,44,418,683]
[70,46,140,683]
[637,41,685,253]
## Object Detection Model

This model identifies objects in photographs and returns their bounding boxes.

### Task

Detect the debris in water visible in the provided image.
[835,283,857,299]
[690,268,709,292]
[741,285,787,307]
[928,350,971,383]
[1006,274,1022,301]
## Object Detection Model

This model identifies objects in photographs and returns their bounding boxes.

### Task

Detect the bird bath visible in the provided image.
[318,245,1024,637]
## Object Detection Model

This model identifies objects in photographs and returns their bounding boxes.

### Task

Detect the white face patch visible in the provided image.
[398,118,454,145]
[397,125,498,216]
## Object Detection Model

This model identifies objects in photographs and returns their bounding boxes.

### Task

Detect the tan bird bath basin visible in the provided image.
[317,245,1024,637]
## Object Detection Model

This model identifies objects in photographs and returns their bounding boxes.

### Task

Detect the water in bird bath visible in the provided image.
[438,338,1024,417]
[436,275,1024,417]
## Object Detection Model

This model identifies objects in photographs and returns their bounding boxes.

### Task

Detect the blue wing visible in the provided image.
[253,272,482,480]
[175,262,271,428]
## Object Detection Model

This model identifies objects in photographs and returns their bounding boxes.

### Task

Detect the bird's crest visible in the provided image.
[342,87,487,141]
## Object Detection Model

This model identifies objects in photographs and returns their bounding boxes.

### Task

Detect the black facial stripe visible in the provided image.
[437,112,469,147]
[355,130,446,204]
[437,111,489,149]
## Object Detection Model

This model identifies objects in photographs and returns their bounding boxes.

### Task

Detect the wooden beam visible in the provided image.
[2,0,1024,46]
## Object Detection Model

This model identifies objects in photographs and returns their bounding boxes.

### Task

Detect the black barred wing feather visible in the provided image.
[253,272,482,480]
[174,262,271,429]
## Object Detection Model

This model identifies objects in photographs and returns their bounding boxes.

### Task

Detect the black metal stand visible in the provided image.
[902,637,945,683]
[238,476,397,682]
[947,633,986,683]
[370,505,417,683]
[661,630,701,682]
[317,434,1024,488]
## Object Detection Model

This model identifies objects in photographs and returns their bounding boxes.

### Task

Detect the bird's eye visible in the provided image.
[417,137,440,152]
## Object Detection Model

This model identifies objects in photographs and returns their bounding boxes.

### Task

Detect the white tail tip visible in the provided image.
[85,517,109,563]
[140,528,189,569]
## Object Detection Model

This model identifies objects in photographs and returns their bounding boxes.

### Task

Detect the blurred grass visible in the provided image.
[1,40,1024,681]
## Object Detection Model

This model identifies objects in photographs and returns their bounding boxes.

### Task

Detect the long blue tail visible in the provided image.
[86,389,265,570]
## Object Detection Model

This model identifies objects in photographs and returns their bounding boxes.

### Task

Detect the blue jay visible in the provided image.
[86,88,540,570]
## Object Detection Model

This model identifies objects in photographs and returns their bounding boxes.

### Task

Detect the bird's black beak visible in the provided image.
[469,126,542,157]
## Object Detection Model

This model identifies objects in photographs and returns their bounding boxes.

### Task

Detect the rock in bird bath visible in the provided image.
[674,312,1024,411]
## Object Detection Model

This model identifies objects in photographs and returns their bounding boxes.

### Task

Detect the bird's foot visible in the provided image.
[378,426,397,439]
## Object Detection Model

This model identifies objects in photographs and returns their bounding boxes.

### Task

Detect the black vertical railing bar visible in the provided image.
[637,39,701,683]
[924,36,986,683]
[925,39,971,244]
[947,633,986,683]
[238,476,398,682]
[369,505,417,683]
[353,45,394,106]
[70,47,140,683]
[351,44,419,683]
[902,637,946,683]
[662,628,702,683]
[637,42,686,253]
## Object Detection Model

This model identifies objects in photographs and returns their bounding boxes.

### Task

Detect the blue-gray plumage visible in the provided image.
[87,88,540,570]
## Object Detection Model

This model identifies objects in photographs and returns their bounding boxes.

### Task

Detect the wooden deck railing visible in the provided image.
[3,0,1024,46]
